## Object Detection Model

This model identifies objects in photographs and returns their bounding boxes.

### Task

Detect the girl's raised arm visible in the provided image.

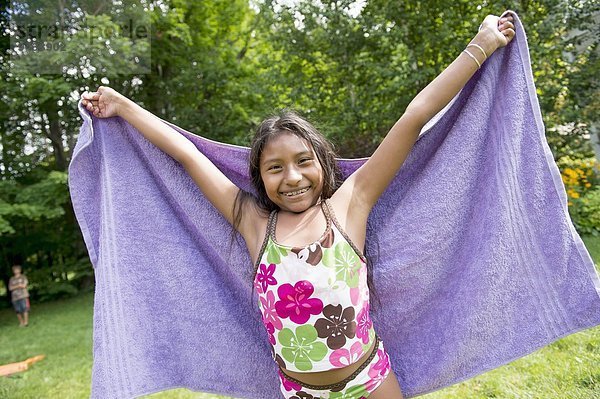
[342,13,515,213]
[81,88,260,238]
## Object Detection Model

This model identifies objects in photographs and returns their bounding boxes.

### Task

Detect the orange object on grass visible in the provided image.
[0,355,45,377]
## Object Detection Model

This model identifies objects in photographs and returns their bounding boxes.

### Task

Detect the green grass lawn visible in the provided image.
[1,236,599,399]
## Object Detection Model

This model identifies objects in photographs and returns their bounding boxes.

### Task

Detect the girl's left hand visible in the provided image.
[479,12,516,49]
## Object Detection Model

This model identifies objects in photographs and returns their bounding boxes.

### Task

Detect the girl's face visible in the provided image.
[260,132,324,213]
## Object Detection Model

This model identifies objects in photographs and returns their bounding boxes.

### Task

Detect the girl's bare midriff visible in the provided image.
[280,338,377,385]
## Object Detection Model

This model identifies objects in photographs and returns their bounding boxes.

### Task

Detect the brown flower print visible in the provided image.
[291,228,335,266]
[314,304,357,350]
[292,244,323,266]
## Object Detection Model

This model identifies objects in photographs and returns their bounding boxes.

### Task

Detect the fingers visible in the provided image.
[503,28,516,38]
[480,13,516,38]
[81,92,99,112]
[81,96,97,108]
[497,13,515,42]
[81,90,103,117]
[499,19,514,28]
[81,93,101,116]
[501,17,513,28]
[86,103,103,117]
[82,91,100,101]
[83,100,97,114]
[498,15,514,30]
[498,16,515,41]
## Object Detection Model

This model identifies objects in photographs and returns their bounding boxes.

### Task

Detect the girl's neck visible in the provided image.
[285,196,323,215]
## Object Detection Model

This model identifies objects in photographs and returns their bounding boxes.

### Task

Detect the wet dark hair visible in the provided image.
[232,109,380,309]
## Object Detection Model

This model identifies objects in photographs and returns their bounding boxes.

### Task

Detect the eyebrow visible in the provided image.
[261,150,313,165]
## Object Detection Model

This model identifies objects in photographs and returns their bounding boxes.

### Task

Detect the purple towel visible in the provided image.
[69,13,600,399]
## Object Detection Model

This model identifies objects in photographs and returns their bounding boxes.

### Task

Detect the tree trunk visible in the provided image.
[45,111,67,171]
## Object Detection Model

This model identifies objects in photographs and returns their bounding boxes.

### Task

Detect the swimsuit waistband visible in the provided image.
[278,334,380,390]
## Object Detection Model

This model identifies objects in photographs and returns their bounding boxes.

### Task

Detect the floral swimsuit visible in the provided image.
[253,199,391,398]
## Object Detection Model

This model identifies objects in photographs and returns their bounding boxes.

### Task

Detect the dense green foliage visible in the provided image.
[0,0,598,303]
[571,187,600,236]
[559,156,600,235]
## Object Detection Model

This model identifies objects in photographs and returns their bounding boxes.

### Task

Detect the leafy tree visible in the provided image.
[0,0,598,305]
[252,0,598,158]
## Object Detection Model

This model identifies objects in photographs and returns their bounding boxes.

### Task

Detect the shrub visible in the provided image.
[558,156,600,235]
[34,281,79,302]
[558,156,597,202]
[569,187,600,236]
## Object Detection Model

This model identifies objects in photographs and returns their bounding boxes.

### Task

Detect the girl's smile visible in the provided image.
[281,186,310,196]
[260,132,324,213]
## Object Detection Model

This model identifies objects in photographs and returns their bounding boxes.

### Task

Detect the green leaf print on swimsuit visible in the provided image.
[322,241,362,288]
[329,385,369,399]
[266,240,288,264]
[278,325,327,371]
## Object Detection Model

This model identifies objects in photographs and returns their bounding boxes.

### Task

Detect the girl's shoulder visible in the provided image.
[238,195,271,261]
[329,183,371,224]
[326,187,371,253]
[236,191,270,221]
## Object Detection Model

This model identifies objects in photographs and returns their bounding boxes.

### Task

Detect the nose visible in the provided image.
[284,165,302,185]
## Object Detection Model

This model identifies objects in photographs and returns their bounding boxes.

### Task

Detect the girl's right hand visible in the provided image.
[81,86,126,118]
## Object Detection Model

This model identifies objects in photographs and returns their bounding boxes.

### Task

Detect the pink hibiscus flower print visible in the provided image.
[350,268,369,306]
[275,280,323,324]
[253,278,263,295]
[291,392,317,399]
[278,369,302,392]
[356,302,372,344]
[260,290,283,330]
[365,349,391,392]
[329,341,364,368]
[256,263,277,292]
[263,318,276,345]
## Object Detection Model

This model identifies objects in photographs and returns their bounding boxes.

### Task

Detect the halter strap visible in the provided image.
[322,198,367,263]
[253,209,278,275]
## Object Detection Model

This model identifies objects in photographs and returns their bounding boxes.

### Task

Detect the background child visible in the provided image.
[9,264,30,327]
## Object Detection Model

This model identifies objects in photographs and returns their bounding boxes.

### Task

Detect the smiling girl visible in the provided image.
[81,11,515,399]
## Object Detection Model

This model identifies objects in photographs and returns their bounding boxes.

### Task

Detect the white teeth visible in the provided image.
[282,187,310,196]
